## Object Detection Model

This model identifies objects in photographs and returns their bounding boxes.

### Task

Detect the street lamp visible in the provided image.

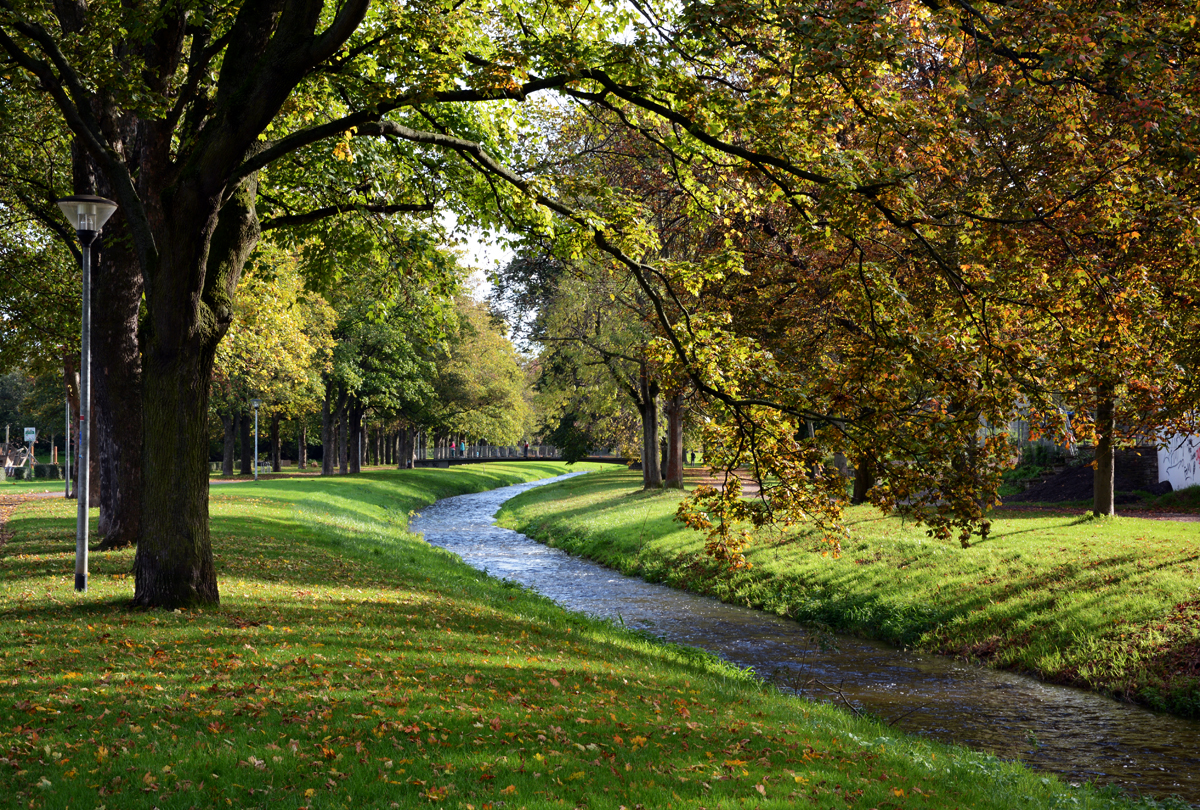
[250,399,262,482]
[56,194,118,593]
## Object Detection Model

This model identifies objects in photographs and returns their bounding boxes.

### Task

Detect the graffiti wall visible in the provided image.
[1158,434,1200,491]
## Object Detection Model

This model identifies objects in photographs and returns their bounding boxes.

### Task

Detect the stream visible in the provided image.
[410,472,1200,806]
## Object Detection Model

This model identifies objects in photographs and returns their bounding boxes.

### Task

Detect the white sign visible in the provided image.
[23,427,36,442]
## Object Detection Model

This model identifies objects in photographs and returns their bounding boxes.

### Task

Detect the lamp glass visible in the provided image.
[56,195,118,232]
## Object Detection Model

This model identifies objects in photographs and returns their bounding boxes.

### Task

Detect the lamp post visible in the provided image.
[250,399,262,482]
[56,195,118,593]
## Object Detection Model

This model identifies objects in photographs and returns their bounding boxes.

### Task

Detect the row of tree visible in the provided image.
[209,241,532,478]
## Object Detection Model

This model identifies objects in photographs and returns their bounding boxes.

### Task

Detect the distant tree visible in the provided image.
[211,248,335,479]
[431,298,532,447]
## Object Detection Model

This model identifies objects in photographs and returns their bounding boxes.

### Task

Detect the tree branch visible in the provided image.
[260,201,434,231]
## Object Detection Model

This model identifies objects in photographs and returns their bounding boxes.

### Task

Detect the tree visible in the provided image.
[0,0,601,605]
[497,253,669,487]
[210,246,335,479]
[429,297,532,446]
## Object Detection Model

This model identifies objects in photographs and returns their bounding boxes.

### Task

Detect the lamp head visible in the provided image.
[56,195,118,235]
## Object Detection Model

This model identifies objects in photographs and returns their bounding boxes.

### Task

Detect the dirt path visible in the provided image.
[994,504,1200,522]
[681,468,762,497]
[210,471,322,484]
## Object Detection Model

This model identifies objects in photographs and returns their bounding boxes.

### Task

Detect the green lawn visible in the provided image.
[497,469,1200,719]
[0,476,70,495]
[0,463,1184,809]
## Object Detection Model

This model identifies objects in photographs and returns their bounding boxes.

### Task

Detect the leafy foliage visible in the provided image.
[211,248,336,421]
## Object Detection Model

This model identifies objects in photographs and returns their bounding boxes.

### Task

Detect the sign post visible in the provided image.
[24,428,35,469]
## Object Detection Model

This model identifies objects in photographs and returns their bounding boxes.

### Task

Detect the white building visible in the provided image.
[1158,434,1200,491]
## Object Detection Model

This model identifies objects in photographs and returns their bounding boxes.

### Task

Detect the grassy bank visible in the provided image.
[497,469,1200,719]
[0,463,1182,809]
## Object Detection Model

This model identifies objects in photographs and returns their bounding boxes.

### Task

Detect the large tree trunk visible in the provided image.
[93,232,143,549]
[221,412,235,477]
[639,364,662,490]
[298,422,307,470]
[270,414,280,472]
[134,349,222,607]
[1094,384,1116,517]
[63,356,79,498]
[238,408,251,475]
[398,428,410,468]
[348,403,363,474]
[338,401,349,475]
[75,145,143,549]
[663,392,685,489]
[852,454,875,504]
[132,176,260,608]
[321,390,334,475]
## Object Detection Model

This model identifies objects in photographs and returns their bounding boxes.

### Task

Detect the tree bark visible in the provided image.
[399,427,412,468]
[270,414,280,472]
[63,356,79,498]
[348,402,363,474]
[338,401,349,475]
[1094,384,1116,517]
[321,390,334,475]
[238,408,252,475]
[72,140,144,549]
[132,175,261,609]
[134,351,222,607]
[664,392,685,489]
[851,455,875,504]
[221,412,235,477]
[93,234,143,547]
[639,364,662,489]
[298,422,307,470]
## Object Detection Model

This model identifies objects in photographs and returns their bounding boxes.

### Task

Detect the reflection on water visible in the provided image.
[411,472,1200,805]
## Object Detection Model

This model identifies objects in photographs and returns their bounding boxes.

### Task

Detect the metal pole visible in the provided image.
[64,397,71,498]
[253,404,259,482]
[76,231,94,592]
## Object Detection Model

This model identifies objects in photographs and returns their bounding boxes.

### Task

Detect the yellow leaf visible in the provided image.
[893,787,906,797]
[500,785,517,795]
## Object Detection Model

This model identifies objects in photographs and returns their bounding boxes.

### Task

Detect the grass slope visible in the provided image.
[497,469,1200,719]
[0,463,1182,809]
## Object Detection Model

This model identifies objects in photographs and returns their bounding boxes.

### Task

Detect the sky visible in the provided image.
[444,214,514,301]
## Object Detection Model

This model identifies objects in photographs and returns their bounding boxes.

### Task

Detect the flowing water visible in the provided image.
[411,473,1200,805]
